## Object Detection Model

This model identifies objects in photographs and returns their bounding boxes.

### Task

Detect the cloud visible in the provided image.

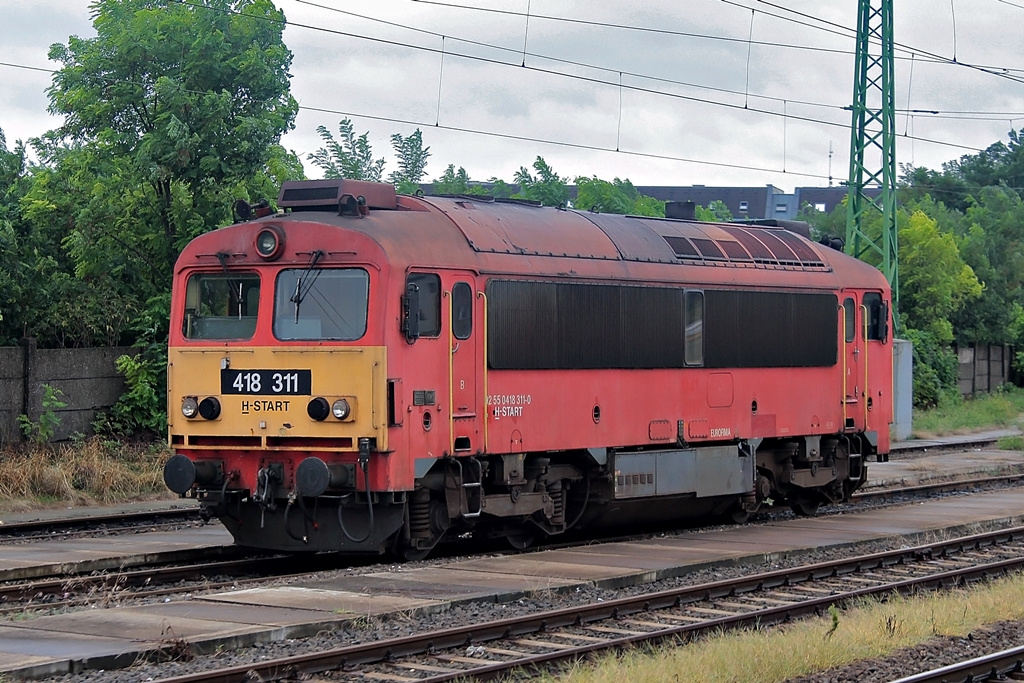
[3,0,1024,189]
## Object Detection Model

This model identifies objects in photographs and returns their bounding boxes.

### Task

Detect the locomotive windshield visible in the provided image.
[273,268,369,341]
[182,272,260,340]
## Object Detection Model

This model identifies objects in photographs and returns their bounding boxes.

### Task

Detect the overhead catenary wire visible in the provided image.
[284,2,1024,135]
[412,0,1024,79]
[260,2,988,153]
[3,53,1020,195]
[5,0,1022,182]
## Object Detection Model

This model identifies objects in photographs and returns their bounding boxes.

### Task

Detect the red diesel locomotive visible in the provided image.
[163,178,893,557]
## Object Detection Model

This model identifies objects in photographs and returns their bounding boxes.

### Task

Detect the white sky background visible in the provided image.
[2,0,1024,191]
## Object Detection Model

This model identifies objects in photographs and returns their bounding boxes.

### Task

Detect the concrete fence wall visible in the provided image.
[956,344,1012,397]
[0,339,132,444]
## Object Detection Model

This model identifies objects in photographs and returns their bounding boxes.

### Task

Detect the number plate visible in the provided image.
[221,369,312,395]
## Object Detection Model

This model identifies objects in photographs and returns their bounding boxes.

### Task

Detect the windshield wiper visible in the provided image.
[290,250,325,322]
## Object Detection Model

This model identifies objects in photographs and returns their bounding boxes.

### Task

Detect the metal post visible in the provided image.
[846,0,899,326]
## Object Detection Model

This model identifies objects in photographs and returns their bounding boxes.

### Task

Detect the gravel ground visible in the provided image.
[25,513,1024,683]
[784,620,1024,683]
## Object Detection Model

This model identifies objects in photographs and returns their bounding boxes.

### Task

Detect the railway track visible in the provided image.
[146,525,1024,683]
[0,551,374,615]
[3,470,1023,609]
[0,506,203,543]
[891,644,1024,682]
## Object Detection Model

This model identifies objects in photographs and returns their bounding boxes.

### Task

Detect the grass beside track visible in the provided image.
[912,386,1024,438]
[540,572,1024,683]
[0,437,171,513]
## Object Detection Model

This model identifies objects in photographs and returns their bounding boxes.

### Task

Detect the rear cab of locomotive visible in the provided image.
[164,180,419,552]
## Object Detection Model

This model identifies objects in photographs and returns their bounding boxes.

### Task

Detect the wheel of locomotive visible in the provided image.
[395,497,450,561]
[396,543,433,562]
[790,496,821,517]
[729,507,752,524]
[505,523,538,550]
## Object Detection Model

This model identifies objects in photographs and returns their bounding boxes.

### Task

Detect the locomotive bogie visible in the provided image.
[164,178,893,555]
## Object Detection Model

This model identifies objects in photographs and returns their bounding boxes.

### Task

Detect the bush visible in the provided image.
[93,293,169,438]
[903,328,959,408]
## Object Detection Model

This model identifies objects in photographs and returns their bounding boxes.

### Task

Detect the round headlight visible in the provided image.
[198,397,221,420]
[332,398,351,420]
[181,397,199,419]
[255,226,284,260]
[307,397,330,421]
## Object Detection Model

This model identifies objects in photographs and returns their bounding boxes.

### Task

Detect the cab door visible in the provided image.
[841,293,861,430]
[448,279,482,454]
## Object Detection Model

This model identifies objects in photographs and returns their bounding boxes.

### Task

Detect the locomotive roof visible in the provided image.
[181,185,889,293]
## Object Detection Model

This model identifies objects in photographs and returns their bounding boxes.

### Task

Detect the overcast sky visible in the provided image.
[2,0,1024,191]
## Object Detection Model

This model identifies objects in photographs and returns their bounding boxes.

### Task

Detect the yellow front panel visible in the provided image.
[168,346,388,451]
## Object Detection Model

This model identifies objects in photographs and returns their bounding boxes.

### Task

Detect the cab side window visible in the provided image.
[863,292,887,341]
[404,273,441,340]
[452,282,473,340]
[844,297,856,343]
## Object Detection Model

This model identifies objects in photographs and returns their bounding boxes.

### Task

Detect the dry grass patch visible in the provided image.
[0,438,171,512]
[540,573,1024,683]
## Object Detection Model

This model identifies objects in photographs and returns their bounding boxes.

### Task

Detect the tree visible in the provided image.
[514,157,569,206]
[695,200,732,222]
[574,176,664,216]
[897,209,982,345]
[432,164,471,194]
[387,129,430,193]
[0,129,31,345]
[46,0,299,278]
[309,119,386,182]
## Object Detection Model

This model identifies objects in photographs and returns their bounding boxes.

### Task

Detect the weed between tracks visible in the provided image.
[0,437,170,512]
[539,573,1024,683]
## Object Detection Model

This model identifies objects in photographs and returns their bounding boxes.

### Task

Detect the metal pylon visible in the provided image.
[846,0,898,319]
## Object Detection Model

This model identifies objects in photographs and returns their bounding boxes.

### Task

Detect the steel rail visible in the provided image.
[852,471,1024,503]
[149,525,1024,683]
[889,436,1001,456]
[889,644,1024,683]
[0,507,202,539]
[0,554,291,604]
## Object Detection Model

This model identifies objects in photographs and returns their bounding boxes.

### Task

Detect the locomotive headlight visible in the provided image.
[198,397,221,420]
[307,397,330,421]
[254,226,284,260]
[331,398,351,420]
[181,397,199,419]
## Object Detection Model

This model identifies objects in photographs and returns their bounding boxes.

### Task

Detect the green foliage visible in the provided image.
[897,209,982,344]
[387,130,431,186]
[797,200,847,243]
[310,122,432,194]
[695,199,733,222]
[309,119,386,181]
[18,384,66,445]
[949,187,1024,345]
[432,164,470,194]
[826,604,841,639]
[429,165,511,196]
[514,157,569,206]
[573,176,664,216]
[913,384,1024,435]
[46,0,299,277]
[94,293,170,437]
[6,0,297,351]
[0,129,32,345]
[997,435,1024,451]
[903,328,959,408]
